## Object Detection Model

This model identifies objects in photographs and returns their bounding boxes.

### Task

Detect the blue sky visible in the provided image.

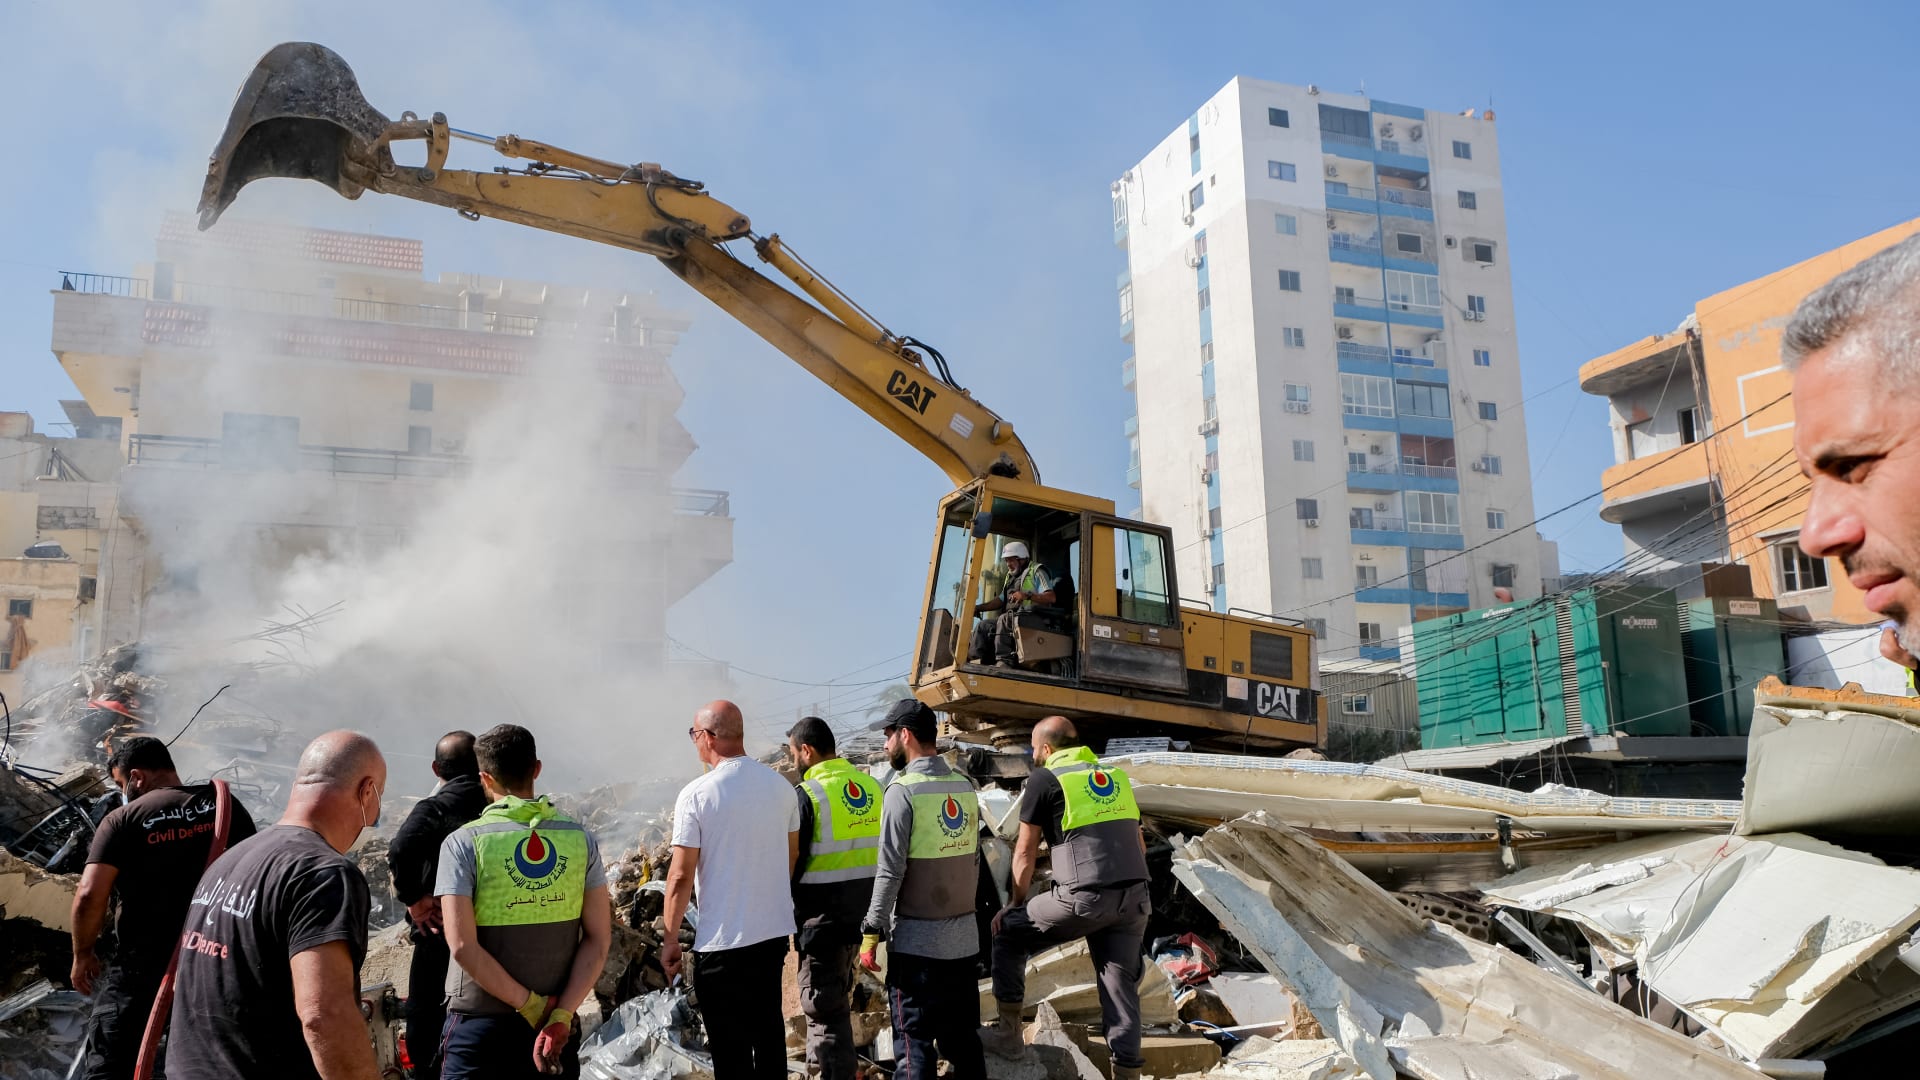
[4,1,1917,732]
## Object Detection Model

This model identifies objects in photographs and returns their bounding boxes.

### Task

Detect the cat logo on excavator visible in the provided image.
[887,370,937,415]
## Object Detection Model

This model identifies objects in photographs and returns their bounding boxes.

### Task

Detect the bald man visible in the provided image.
[661,701,801,1080]
[387,730,487,1080]
[169,731,388,1080]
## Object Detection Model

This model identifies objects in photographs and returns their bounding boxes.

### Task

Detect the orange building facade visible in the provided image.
[1579,218,1920,624]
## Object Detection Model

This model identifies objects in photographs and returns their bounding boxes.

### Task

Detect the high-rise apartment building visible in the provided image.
[1114,78,1543,661]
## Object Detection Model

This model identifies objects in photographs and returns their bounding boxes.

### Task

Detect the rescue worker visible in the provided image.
[436,725,612,1079]
[857,701,986,1080]
[788,716,884,1080]
[982,716,1150,1080]
[968,542,1057,667]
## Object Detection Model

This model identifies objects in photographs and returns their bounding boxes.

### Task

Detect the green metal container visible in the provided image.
[1681,597,1786,737]
[1412,586,1693,748]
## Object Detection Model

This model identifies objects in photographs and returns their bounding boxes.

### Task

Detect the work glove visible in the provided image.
[533,1007,574,1074]
[858,933,882,973]
[518,990,555,1029]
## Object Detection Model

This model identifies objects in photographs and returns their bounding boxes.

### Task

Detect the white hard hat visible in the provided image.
[1002,542,1030,560]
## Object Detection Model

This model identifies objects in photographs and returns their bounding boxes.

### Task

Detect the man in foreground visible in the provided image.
[661,701,800,1080]
[72,736,259,1079]
[1788,233,1920,677]
[386,731,487,1080]
[788,716,883,1080]
[982,717,1150,1080]
[858,700,985,1080]
[437,724,611,1079]
[168,731,386,1080]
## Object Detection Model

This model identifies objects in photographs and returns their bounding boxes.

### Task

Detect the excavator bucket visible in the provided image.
[198,42,394,230]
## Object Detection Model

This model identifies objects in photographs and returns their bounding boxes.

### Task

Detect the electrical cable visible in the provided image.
[166,685,231,747]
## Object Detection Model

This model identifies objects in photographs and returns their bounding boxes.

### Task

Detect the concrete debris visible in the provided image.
[0,849,78,932]
[0,978,88,1080]
[1741,677,1920,837]
[977,937,1180,1028]
[1172,812,1759,1079]
[1209,1035,1361,1080]
[579,987,712,1080]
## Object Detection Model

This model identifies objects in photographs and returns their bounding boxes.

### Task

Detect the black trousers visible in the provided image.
[796,937,859,1080]
[83,956,167,1080]
[693,936,790,1080]
[887,952,984,1080]
[407,926,453,1080]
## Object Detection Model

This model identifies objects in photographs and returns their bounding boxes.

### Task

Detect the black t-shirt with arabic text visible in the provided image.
[165,824,370,1080]
[85,783,258,967]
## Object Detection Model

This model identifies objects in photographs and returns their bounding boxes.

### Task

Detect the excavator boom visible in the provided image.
[199,42,1036,488]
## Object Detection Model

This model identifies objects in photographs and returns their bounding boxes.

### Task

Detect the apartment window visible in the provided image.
[1776,539,1831,593]
[1407,491,1461,531]
[1341,373,1395,417]
[1197,287,1210,311]
[1212,561,1226,587]
[1359,623,1383,645]
[1292,439,1314,462]
[1470,241,1496,264]
[1355,564,1379,588]
[1205,449,1220,472]
[409,381,434,411]
[1680,406,1706,444]
[1490,564,1516,589]
[1275,212,1298,235]
[1384,270,1442,311]
[6,599,30,618]
[1350,507,1375,529]
[1409,548,1430,591]
[1302,558,1323,579]
[1395,381,1450,419]
[1487,509,1507,530]
[1473,348,1492,367]
[1343,693,1375,716]
[1305,618,1328,639]
[1190,133,1201,155]
[1268,161,1297,182]
[1201,341,1215,363]
[1479,454,1503,475]
[1202,396,1218,421]
[1209,506,1223,529]
[1348,451,1367,470]
[1285,383,1311,404]
[1457,190,1477,210]
[408,425,433,454]
[1194,233,1208,259]
[1297,499,1319,520]
[1277,270,1302,292]
[1268,107,1290,128]
[1467,294,1487,316]
[1478,401,1499,421]
[1452,140,1472,160]
[1334,286,1357,305]
[1394,232,1423,255]
[1189,183,1205,211]
[1118,285,1133,321]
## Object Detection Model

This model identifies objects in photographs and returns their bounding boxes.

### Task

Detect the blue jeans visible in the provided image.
[439,1011,578,1080]
[887,953,984,1080]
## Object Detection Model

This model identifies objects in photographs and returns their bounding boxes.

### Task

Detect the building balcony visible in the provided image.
[1124,414,1138,439]
[1347,462,1459,494]
[1126,463,1141,489]
[1332,295,1445,330]
[1377,186,1433,210]
[1324,183,1378,216]
[1599,442,1717,524]
[1358,644,1403,662]
[1356,586,1470,608]
[1120,316,1134,344]
[1336,341,1447,380]
[1579,332,1692,397]
[1121,355,1136,390]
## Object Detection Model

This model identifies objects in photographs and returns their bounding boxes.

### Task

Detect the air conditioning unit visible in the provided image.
[1325,164,1340,178]
[1283,400,1311,414]
[1409,124,1425,141]
[1304,518,1320,528]
[1307,85,1320,95]
[1181,213,1195,226]
[1444,236,1458,248]
[1197,418,1220,436]
[1325,214,1338,230]
[1336,326,1354,340]
[1464,310,1484,322]
[1470,461,1489,473]
[1374,500,1390,511]
[1369,443,1383,454]
[1199,468,1212,484]
[1200,527,1214,540]
[1379,122,1394,138]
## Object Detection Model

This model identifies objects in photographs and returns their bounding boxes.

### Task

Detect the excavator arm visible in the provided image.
[197,42,1036,487]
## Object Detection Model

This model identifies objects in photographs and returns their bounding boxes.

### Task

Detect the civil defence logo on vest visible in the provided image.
[1086,769,1120,805]
[506,827,569,890]
[840,779,874,816]
[937,795,969,838]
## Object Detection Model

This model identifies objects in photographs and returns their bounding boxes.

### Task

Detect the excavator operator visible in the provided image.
[969,543,1056,668]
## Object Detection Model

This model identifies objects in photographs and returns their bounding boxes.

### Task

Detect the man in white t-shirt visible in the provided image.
[662,700,801,1080]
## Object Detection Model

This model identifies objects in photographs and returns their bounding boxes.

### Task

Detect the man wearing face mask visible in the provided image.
[71,736,258,1080]
[168,731,387,1080]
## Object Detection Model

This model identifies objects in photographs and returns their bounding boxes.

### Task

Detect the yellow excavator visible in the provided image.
[200,43,1319,752]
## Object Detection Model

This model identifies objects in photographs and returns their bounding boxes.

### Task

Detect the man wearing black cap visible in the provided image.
[856,701,985,1080]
